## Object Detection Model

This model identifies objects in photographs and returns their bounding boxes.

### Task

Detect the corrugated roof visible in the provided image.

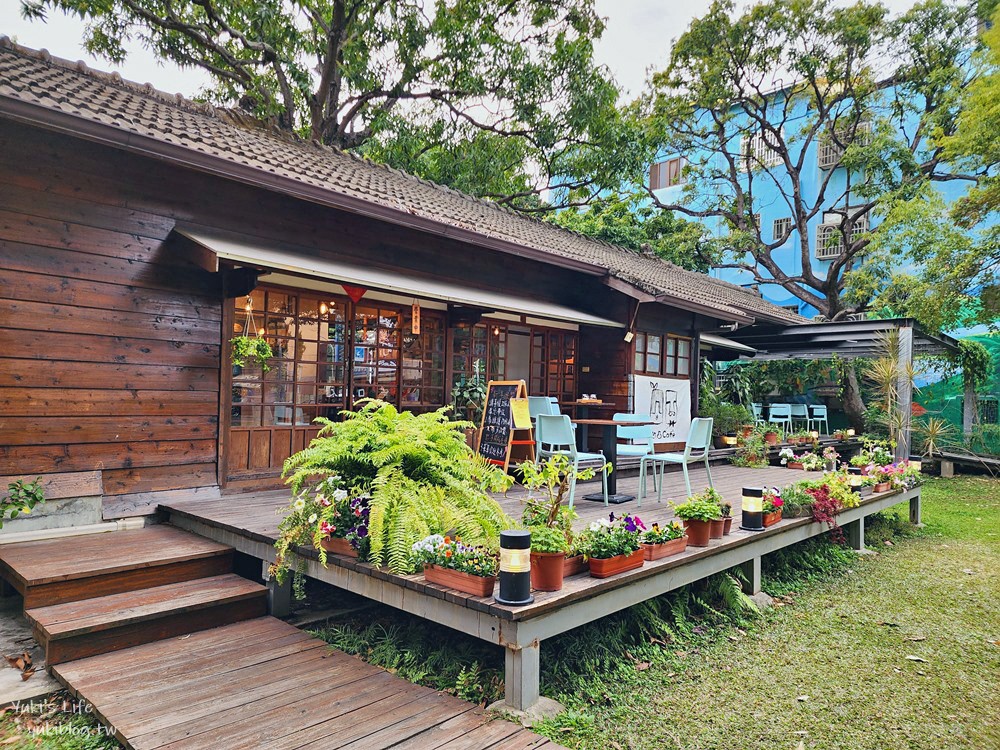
[0,38,804,326]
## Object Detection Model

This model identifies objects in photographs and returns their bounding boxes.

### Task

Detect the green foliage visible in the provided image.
[1,478,44,529]
[229,335,272,372]
[576,514,644,559]
[914,416,957,458]
[700,400,751,437]
[732,432,769,468]
[282,400,513,573]
[641,520,686,544]
[449,359,487,423]
[528,525,570,553]
[967,423,1000,456]
[23,0,642,210]
[958,339,994,391]
[411,534,499,576]
[672,489,724,522]
[0,692,118,749]
[548,193,715,272]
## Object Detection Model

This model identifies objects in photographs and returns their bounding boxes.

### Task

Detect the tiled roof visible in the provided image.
[0,38,804,326]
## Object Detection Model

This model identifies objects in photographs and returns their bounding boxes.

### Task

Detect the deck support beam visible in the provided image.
[503,637,540,712]
[739,556,762,595]
[909,492,922,527]
[261,560,292,617]
[845,517,865,551]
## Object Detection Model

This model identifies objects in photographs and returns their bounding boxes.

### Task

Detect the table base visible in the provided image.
[583,493,635,505]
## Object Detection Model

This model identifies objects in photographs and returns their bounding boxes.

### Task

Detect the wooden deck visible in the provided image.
[54,617,558,750]
[159,464,923,715]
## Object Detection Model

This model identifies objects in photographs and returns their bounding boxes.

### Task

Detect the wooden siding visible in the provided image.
[0,122,222,507]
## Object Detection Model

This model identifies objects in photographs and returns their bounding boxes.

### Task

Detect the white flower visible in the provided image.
[589,519,612,532]
[333,489,349,502]
[308,514,318,524]
[293,497,306,511]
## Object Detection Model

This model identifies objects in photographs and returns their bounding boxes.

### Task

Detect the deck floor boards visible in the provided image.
[52,617,559,750]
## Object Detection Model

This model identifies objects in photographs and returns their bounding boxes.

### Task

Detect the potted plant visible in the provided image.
[319,491,371,558]
[672,491,723,547]
[799,451,825,471]
[518,455,588,578]
[761,423,783,446]
[779,447,803,469]
[719,500,734,534]
[731,432,769,469]
[640,520,687,560]
[762,488,784,526]
[412,534,498,597]
[822,445,840,471]
[527,525,569,591]
[581,514,646,578]
[776,483,813,518]
[564,534,590,577]
[451,360,488,442]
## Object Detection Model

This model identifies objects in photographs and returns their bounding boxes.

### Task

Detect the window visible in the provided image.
[634,333,693,377]
[353,304,401,406]
[773,217,792,239]
[743,128,783,169]
[817,121,871,170]
[400,310,446,412]
[649,157,686,190]
[531,329,577,402]
[815,209,870,260]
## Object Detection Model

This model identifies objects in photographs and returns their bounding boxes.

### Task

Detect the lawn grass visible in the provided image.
[0,692,118,749]
[535,477,1000,749]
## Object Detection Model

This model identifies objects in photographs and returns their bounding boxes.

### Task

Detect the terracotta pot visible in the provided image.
[873,481,891,493]
[530,551,566,592]
[722,516,733,535]
[641,537,687,560]
[320,537,358,558]
[684,519,712,547]
[563,554,588,577]
[588,548,645,578]
[709,518,725,539]
[787,461,804,470]
[764,432,779,446]
[423,564,496,597]
[762,510,783,527]
[739,425,754,438]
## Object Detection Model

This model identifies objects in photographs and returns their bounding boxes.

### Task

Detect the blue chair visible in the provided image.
[535,414,608,508]
[750,403,766,426]
[638,417,714,504]
[790,403,810,431]
[614,412,656,494]
[768,403,793,433]
[808,404,830,436]
[528,396,555,425]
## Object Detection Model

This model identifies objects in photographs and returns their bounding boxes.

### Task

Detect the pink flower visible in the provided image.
[772,498,784,508]
[320,521,336,536]
[318,496,332,507]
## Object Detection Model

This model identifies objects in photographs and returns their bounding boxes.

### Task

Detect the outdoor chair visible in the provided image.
[535,414,608,508]
[638,417,714,504]
[527,396,556,425]
[808,404,830,436]
[751,402,766,425]
[790,403,810,431]
[613,412,656,494]
[768,403,793,432]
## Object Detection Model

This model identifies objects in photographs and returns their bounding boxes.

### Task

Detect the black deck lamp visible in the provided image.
[848,466,864,493]
[495,530,533,606]
[740,487,764,531]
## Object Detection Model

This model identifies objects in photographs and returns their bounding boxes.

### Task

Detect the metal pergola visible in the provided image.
[720,318,965,461]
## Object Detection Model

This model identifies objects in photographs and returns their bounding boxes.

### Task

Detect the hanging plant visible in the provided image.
[231,294,273,372]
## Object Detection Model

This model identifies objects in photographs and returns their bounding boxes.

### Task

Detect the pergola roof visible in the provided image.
[726,318,961,361]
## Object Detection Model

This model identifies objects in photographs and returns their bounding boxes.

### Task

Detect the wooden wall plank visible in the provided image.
[0,360,218,391]
[0,299,221,346]
[102,486,223,520]
[0,417,217,447]
[0,440,217,475]
[101,463,218,496]
[0,389,217,417]
[228,431,250,473]
[0,471,102,500]
[0,330,219,368]
[249,432,271,471]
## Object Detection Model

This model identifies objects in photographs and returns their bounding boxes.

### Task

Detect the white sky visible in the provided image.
[1,0,923,101]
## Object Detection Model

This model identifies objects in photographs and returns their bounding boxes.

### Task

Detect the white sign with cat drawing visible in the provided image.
[633,374,691,444]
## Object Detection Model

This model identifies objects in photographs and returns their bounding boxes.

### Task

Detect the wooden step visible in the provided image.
[0,525,234,608]
[26,574,268,665]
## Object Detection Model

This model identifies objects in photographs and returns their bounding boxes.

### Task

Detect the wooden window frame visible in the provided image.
[633,332,693,378]
[649,157,686,190]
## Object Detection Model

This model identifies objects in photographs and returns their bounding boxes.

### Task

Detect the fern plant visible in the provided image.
[282,399,514,573]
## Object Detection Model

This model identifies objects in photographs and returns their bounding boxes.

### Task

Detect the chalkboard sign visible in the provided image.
[477,380,532,471]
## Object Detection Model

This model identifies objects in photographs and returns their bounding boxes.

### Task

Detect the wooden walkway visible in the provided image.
[54,617,558,750]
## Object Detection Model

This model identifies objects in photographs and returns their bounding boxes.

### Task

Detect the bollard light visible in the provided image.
[846,428,856,437]
[810,430,820,441]
[740,487,764,531]
[848,466,863,491]
[495,530,533,606]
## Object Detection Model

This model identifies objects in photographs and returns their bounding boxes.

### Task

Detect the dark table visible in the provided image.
[572,418,653,504]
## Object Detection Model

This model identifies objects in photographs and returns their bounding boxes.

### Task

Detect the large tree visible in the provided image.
[22,0,641,208]
[644,0,994,426]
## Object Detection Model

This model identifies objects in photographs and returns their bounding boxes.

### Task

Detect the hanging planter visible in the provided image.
[231,295,273,372]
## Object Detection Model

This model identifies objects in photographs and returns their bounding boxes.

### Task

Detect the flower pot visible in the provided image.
[423,564,496,597]
[588,548,645,578]
[563,554,588,577]
[530,551,566,592]
[787,461,804,470]
[762,510,783,527]
[873,481,891,493]
[739,425,754,438]
[321,537,358,558]
[722,516,733,535]
[709,518,725,539]
[684,519,712,547]
[641,537,687,560]
[764,432,779,446]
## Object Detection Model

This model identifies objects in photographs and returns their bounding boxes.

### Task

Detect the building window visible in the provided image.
[815,209,870,259]
[817,121,871,170]
[634,333,693,377]
[649,157,686,190]
[773,217,792,239]
[401,310,446,412]
[743,128,783,169]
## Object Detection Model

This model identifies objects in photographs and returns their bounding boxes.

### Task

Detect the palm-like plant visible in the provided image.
[282,400,514,573]
[915,417,956,458]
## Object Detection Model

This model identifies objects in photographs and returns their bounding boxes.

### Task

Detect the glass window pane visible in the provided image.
[635,333,646,353]
[634,352,644,372]
[678,358,690,376]
[646,354,661,373]
[678,339,690,357]
[647,335,661,354]
[263,382,293,403]
[230,404,261,427]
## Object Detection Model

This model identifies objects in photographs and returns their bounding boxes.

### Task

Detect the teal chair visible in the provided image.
[768,403,793,433]
[528,396,555,425]
[808,404,830,436]
[613,412,656,494]
[638,417,714,504]
[750,403,766,426]
[535,414,608,508]
[790,403,810,431]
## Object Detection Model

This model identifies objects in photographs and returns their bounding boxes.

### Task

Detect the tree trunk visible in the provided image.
[842,366,866,431]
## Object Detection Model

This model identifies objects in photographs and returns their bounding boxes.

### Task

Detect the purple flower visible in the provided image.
[609,512,617,523]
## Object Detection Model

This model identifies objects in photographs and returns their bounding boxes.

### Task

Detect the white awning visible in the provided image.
[176,228,622,328]
[699,333,757,355]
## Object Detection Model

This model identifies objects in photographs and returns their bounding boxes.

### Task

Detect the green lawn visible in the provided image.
[535,477,1000,750]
